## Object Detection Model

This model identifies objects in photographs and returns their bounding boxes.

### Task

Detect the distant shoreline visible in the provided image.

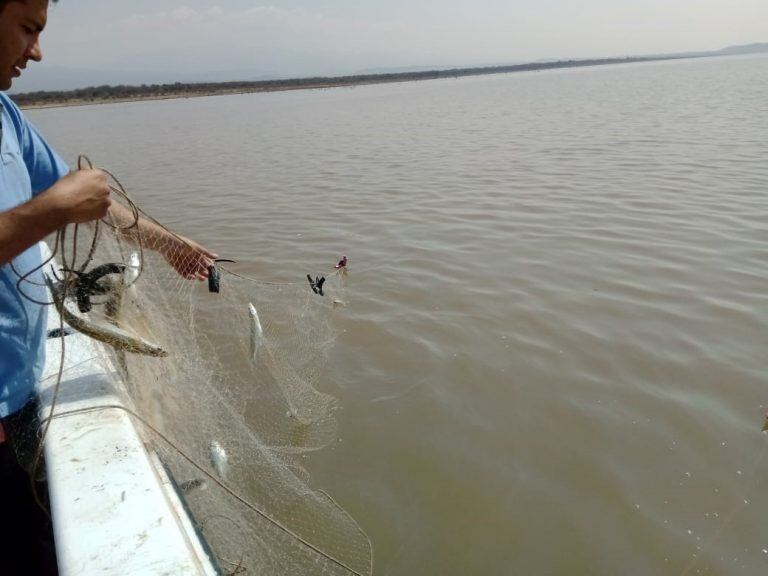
[11,54,707,110]
[16,82,358,110]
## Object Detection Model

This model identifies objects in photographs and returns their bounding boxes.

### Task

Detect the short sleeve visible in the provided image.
[0,93,70,196]
[20,118,70,196]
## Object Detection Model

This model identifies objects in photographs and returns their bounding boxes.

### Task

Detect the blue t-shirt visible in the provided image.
[0,92,69,418]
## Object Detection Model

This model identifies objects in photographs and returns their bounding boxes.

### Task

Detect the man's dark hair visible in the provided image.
[0,0,59,9]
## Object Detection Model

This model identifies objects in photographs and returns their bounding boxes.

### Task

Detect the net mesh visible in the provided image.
[32,185,370,575]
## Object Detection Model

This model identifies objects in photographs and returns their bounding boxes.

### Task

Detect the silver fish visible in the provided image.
[124,252,140,299]
[45,274,167,357]
[125,252,141,285]
[209,440,229,481]
[248,302,264,361]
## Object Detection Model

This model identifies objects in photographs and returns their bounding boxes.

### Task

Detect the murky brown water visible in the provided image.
[28,54,768,575]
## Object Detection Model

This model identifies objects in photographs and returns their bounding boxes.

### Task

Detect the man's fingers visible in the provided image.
[161,233,217,281]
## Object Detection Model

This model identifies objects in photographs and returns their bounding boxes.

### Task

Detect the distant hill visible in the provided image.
[715,43,768,55]
[354,64,463,76]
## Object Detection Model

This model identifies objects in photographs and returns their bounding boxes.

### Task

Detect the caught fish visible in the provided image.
[117,252,141,316]
[45,274,167,357]
[248,302,264,361]
[209,440,229,481]
[124,252,140,289]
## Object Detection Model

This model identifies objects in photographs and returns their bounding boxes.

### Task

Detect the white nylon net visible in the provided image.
[40,188,370,575]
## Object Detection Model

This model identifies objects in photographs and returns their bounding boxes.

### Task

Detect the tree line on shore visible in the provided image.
[11,56,684,107]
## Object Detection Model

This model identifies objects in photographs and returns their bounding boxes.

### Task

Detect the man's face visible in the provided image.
[0,0,49,90]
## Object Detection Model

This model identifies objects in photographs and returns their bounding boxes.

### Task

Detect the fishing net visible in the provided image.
[24,161,371,575]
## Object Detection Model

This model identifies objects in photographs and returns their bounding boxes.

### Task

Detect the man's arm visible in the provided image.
[0,169,111,266]
[107,201,218,281]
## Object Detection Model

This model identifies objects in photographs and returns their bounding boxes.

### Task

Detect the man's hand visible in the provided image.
[158,234,218,281]
[0,169,113,266]
[43,169,112,225]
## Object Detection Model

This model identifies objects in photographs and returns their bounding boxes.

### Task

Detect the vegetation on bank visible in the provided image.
[11,55,690,108]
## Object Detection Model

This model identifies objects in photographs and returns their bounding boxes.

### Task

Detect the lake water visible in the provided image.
[27,54,768,575]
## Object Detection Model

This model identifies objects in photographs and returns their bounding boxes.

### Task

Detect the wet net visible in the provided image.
[22,160,371,576]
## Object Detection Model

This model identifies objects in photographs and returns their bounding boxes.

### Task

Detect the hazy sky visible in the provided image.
[12,0,768,90]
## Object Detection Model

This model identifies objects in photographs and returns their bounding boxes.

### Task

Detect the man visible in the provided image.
[0,1,217,571]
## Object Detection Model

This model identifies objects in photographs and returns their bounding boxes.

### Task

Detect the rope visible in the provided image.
[21,154,149,517]
[9,155,370,575]
[219,262,346,286]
